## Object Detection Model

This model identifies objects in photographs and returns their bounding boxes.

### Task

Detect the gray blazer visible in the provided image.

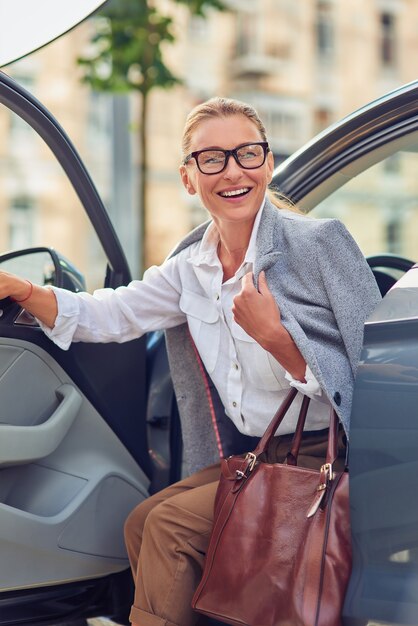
[165,199,381,474]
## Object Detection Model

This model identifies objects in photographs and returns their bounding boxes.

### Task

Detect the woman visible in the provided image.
[0,97,381,626]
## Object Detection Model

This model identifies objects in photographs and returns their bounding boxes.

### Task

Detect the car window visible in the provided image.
[0,95,108,292]
[309,132,418,261]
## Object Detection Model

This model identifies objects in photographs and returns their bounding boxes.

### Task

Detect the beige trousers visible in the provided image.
[124,429,346,626]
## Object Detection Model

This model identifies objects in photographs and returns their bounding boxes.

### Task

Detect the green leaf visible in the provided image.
[78,0,226,94]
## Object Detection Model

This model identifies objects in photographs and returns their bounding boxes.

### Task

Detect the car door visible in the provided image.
[0,71,178,625]
[273,80,418,625]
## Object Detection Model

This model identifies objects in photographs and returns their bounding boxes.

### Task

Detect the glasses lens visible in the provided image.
[197,150,226,173]
[236,144,266,169]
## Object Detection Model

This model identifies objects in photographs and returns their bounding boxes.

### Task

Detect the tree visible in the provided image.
[78,0,225,271]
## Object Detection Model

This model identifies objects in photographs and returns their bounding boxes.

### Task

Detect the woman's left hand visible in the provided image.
[232,271,307,381]
[232,271,282,347]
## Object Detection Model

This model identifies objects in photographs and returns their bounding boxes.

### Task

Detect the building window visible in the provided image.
[316,1,334,61]
[270,112,297,142]
[380,12,397,67]
[236,12,258,57]
[386,216,401,253]
[9,196,35,250]
[259,107,303,157]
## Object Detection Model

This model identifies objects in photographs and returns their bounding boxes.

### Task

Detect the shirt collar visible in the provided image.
[188,197,266,269]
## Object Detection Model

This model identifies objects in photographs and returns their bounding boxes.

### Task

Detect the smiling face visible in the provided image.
[180,114,274,229]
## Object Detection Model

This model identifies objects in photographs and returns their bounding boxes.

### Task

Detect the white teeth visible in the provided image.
[220,188,249,197]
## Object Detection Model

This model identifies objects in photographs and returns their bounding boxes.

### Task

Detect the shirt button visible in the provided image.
[232,401,237,408]
[215,294,220,301]
[233,363,239,370]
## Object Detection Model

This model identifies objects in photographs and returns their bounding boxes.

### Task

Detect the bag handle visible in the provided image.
[238,388,340,479]
[252,387,299,457]
[287,397,339,467]
[286,394,311,466]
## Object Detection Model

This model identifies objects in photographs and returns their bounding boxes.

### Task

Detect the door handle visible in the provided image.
[0,383,82,465]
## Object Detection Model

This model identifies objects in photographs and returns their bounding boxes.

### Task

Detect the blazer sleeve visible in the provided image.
[315,219,382,375]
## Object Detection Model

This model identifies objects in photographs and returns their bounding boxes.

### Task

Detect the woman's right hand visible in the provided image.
[0,270,58,329]
[0,270,31,301]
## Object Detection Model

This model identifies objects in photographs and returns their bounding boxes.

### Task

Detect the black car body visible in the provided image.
[0,71,417,626]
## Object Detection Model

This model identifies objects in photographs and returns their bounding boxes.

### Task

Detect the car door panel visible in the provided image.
[344,273,418,626]
[0,336,149,591]
[0,381,82,465]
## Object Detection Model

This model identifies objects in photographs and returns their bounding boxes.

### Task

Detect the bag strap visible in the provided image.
[326,404,339,466]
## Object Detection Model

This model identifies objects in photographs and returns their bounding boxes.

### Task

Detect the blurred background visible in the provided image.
[0,0,417,289]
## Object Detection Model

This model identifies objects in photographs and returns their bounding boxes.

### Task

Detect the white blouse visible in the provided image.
[40,206,331,436]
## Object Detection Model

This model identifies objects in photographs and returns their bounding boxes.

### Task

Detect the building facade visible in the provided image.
[0,0,417,281]
[145,0,418,264]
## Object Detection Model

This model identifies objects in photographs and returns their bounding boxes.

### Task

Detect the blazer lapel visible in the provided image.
[168,220,210,259]
[254,198,282,284]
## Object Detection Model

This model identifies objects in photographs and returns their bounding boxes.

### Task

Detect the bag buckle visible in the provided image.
[235,452,257,480]
[318,463,334,491]
[306,463,334,518]
[245,452,257,472]
[317,463,333,491]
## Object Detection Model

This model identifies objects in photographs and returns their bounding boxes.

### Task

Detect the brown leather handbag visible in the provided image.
[192,387,351,626]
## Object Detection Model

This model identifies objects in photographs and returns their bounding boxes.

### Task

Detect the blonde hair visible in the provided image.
[182,97,297,211]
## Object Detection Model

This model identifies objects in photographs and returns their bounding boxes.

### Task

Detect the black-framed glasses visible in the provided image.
[183,142,270,175]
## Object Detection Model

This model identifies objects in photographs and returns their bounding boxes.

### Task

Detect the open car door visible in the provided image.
[0,71,177,625]
[273,80,418,625]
